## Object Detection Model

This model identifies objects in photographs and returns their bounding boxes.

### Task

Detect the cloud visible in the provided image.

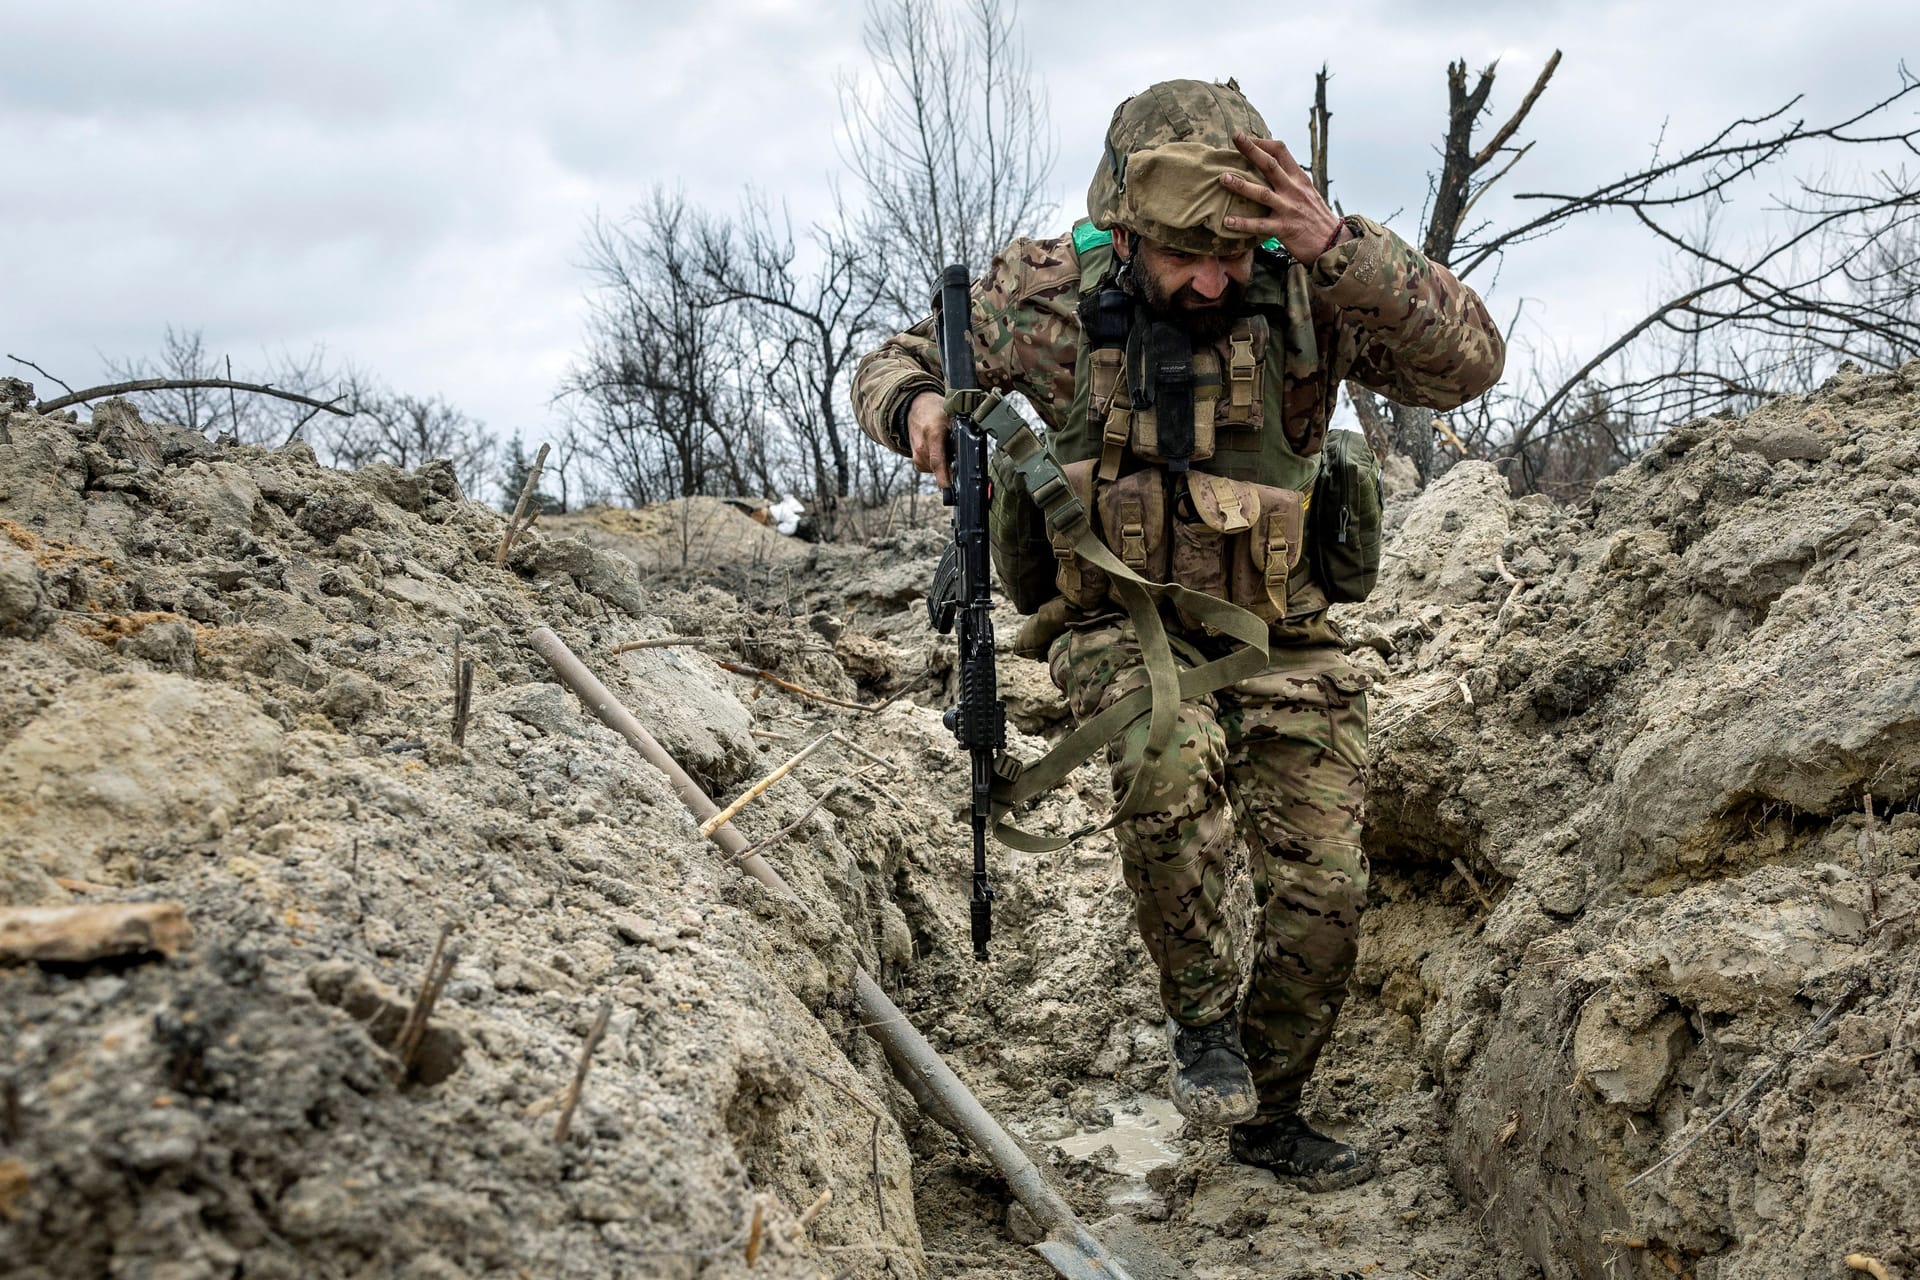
[2,0,1914,454]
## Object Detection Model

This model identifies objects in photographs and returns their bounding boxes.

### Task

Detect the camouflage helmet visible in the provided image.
[1088,78,1271,257]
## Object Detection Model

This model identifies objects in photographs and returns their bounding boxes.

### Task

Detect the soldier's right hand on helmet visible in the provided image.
[907,390,953,490]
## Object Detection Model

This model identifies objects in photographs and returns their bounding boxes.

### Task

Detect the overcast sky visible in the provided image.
[4,0,1916,464]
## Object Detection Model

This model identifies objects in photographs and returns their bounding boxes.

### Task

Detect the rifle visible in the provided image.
[926,262,1005,962]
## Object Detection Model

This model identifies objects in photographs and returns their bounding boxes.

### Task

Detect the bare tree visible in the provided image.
[696,193,886,521]
[1337,54,1561,484]
[561,192,765,503]
[1476,75,1920,494]
[104,326,339,445]
[838,0,1055,326]
[321,377,495,495]
[103,329,493,490]
[556,0,1054,522]
[1327,58,1920,496]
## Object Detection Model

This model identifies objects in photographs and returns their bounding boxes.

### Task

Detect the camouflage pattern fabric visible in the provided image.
[1085,78,1272,257]
[850,118,1502,1119]
[850,216,1504,467]
[1049,618,1370,1119]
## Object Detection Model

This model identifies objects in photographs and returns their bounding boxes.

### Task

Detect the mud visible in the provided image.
[1,362,1916,1280]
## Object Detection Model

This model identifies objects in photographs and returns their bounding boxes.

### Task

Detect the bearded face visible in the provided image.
[1132,263,1247,341]
[1119,233,1255,342]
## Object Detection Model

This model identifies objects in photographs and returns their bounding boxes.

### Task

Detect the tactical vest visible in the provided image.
[989,223,1383,622]
[1057,223,1321,492]
[1000,224,1326,624]
[969,224,1383,849]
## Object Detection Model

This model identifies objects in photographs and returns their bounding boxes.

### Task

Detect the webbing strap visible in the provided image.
[971,393,1271,852]
[943,387,991,420]
[1098,406,1130,482]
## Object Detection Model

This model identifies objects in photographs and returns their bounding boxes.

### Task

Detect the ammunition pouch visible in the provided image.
[1052,464,1305,628]
[1310,428,1384,603]
[1089,314,1269,480]
[987,447,1058,614]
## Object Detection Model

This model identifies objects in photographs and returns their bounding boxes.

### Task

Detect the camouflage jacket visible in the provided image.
[851,215,1505,469]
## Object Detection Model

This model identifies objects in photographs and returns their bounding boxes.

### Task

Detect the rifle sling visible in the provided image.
[971,393,1272,853]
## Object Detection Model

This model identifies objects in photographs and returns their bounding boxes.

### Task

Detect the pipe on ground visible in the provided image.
[529,626,1141,1280]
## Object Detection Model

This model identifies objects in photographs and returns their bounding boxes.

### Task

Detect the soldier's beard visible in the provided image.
[1134,266,1246,342]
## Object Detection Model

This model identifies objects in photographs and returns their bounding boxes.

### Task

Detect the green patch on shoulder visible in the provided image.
[1072,220,1112,254]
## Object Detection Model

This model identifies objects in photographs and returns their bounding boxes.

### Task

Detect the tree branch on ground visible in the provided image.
[34,377,350,419]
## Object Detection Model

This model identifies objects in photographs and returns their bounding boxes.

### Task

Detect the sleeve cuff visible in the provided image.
[1310,215,1394,298]
[886,378,942,453]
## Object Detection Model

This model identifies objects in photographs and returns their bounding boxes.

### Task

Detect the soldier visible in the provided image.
[852,78,1503,1189]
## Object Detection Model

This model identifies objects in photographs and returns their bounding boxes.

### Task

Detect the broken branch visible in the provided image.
[1627,980,1865,1188]
[282,394,348,447]
[802,1066,889,1234]
[612,635,747,653]
[451,630,474,747]
[224,355,239,434]
[870,1117,886,1233]
[0,902,191,964]
[1471,50,1562,168]
[829,731,899,775]
[32,378,350,418]
[1452,857,1496,912]
[392,925,457,1082]
[738,782,847,865]
[5,354,74,397]
[495,442,550,569]
[1494,553,1529,626]
[795,1187,832,1238]
[715,661,883,712]
[702,728,839,837]
[744,1197,766,1266]
[1862,792,1882,920]
[554,999,613,1143]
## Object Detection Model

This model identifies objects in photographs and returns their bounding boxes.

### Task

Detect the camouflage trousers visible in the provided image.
[1049,618,1371,1119]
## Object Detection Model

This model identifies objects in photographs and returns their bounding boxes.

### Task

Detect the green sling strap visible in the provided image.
[948,388,1274,853]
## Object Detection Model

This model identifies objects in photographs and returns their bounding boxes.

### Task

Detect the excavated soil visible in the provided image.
[0,364,1915,1280]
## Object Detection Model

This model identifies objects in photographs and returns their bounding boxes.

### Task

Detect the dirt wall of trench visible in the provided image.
[0,383,938,1280]
[2,360,1917,1280]
[1340,362,1920,1278]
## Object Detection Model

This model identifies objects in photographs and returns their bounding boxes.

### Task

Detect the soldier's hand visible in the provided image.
[906,390,953,490]
[1218,131,1348,265]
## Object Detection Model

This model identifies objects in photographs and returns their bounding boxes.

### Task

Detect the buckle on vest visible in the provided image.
[1228,334,1256,409]
[1216,486,1247,533]
[1119,499,1147,570]
[1029,470,1067,509]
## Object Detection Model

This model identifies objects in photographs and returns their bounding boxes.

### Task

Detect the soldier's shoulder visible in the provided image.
[983,230,1082,310]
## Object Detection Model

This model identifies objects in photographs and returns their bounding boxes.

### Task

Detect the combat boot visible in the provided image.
[1166,1016,1258,1125]
[1229,1115,1377,1191]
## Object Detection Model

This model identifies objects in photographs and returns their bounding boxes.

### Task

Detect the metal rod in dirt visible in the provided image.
[527,626,1143,1280]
